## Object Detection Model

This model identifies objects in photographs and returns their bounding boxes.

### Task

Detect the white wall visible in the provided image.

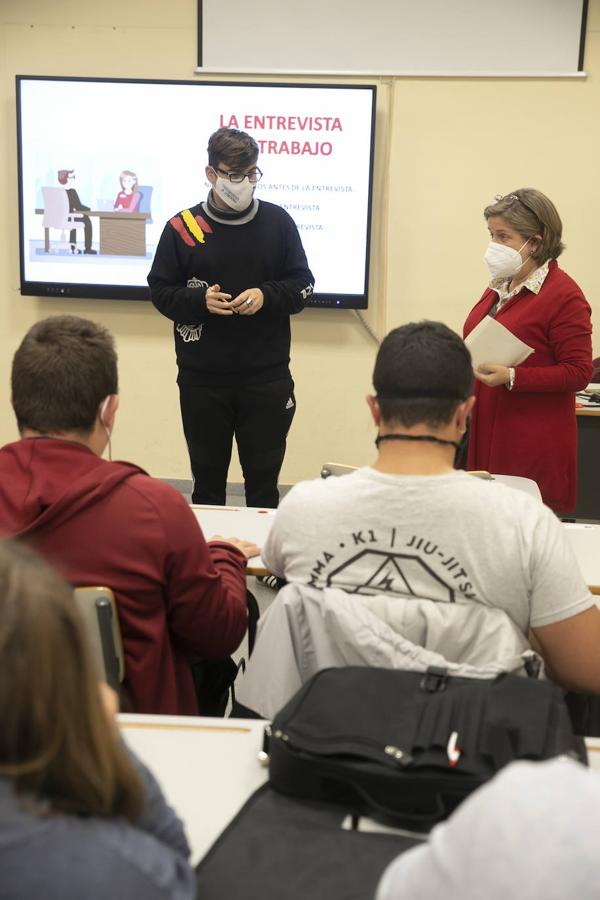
[1,0,599,484]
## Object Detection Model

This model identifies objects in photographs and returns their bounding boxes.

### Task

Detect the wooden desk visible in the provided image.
[191,504,276,576]
[575,407,600,520]
[120,713,600,865]
[36,208,149,256]
[119,714,267,863]
[88,210,149,256]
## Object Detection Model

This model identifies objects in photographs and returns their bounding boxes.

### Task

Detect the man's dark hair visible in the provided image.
[373,321,473,428]
[11,316,118,435]
[207,127,259,170]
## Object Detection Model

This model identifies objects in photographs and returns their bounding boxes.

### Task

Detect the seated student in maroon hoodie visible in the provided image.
[0,315,259,716]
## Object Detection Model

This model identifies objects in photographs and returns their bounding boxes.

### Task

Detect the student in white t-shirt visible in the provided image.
[376,757,600,900]
[262,321,600,694]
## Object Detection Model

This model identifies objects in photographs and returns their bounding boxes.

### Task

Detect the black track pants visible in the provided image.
[178,377,296,508]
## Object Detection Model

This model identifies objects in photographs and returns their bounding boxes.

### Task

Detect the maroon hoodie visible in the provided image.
[0,438,248,715]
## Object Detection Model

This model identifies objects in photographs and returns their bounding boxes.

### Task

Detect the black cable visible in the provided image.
[375,433,459,450]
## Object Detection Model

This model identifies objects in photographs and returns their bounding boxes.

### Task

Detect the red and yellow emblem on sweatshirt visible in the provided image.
[169,210,214,247]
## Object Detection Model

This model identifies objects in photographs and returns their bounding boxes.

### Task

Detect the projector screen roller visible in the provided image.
[16,76,376,309]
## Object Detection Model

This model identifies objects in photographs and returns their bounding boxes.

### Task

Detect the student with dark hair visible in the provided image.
[464,188,592,513]
[0,315,258,715]
[0,539,195,900]
[261,321,600,695]
[148,127,314,510]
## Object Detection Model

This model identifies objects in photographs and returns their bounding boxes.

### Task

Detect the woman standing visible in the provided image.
[0,540,195,900]
[464,189,592,513]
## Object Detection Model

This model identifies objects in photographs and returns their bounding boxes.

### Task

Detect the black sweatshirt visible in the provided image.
[147,199,314,386]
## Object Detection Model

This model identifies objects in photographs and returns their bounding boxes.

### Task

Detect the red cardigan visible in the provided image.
[463,260,592,513]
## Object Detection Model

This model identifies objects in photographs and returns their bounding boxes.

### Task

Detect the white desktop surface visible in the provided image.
[587,738,600,770]
[191,501,599,595]
[119,714,267,863]
[192,504,276,575]
[488,473,542,501]
[120,713,600,865]
[563,523,600,595]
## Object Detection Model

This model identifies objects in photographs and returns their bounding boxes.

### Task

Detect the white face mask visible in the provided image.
[213,175,255,211]
[484,239,530,279]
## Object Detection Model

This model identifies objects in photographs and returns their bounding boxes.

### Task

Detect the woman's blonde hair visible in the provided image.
[0,540,144,820]
[484,188,564,264]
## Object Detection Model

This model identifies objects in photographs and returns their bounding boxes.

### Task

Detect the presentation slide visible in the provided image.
[17,78,376,307]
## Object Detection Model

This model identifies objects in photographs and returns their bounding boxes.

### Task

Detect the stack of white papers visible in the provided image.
[465,317,534,370]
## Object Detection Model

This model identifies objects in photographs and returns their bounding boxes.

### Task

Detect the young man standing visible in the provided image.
[261,321,600,696]
[148,127,314,508]
[0,315,258,715]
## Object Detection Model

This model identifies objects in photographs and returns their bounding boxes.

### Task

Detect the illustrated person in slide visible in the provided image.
[148,127,314,509]
[463,189,592,513]
[57,169,97,255]
[114,169,141,212]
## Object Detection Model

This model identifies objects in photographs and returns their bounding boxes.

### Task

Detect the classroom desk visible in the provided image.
[191,477,541,574]
[191,504,276,576]
[479,473,542,501]
[191,503,600,594]
[587,738,600,770]
[575,407,600,521]
[563,523,600,596]
[120,715,267,863]
[119,713,600,864]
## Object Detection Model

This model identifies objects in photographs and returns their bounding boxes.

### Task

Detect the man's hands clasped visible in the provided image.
[205,284,264,316]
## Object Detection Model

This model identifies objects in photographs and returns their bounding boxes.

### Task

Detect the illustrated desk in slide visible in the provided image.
[87,210,150,256]
[36,208,149,256]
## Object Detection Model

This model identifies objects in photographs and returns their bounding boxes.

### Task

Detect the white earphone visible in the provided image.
[100,396,111,428]
[99,396,113,460]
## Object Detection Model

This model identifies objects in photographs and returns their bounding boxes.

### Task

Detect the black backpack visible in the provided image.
[191,589,260,716]
[265,666,586,830]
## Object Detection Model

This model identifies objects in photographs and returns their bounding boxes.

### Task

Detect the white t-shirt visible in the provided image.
[376,757,600,900]
[262,468,593,634]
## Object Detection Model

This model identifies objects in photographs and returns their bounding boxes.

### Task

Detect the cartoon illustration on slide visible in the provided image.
[57,169,96,254]
[113,170,141,212]
[35,163,155,261]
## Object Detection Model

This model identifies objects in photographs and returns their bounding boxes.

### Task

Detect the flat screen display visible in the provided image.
[16,76,376,308]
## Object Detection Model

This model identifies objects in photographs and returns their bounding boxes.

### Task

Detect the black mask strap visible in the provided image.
[375,433,459,450]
